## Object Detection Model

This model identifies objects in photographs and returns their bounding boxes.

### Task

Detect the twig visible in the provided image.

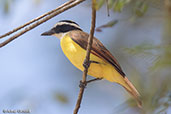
[0,0,85,48]
[105,0,110,16]
[73,0,96,114]
[0,0,75,39]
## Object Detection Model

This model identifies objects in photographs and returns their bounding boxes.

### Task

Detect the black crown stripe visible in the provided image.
[53,24,82,33]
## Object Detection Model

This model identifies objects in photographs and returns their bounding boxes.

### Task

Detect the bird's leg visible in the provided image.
[81,60,101,88]
[83,60,90,69]
[79,78,103,88]
[86,77,103,84]
[83,60,100,69]
[79,80,87,88]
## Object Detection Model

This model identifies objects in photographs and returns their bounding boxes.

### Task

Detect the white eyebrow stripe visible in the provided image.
[54,22,81,30]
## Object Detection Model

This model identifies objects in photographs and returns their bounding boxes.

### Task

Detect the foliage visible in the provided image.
[124,42,159,56]
[0,0,13,13]
[122,19,171,114]
[96,20,118,32]
[0,0,41,14]
[94,0,150,31]
[54,92,69,104]
[95,0,171,113]
[96,0,149,17]
[133,1,148,17]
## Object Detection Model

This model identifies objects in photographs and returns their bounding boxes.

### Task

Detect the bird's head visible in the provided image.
[41,20,82,39]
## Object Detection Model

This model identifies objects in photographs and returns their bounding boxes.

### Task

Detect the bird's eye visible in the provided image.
[52,26,61,33]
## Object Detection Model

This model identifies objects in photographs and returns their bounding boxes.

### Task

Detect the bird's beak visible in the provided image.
[41,29,55,36]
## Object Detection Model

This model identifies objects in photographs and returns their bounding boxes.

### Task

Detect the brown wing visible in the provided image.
[69,30,125,77]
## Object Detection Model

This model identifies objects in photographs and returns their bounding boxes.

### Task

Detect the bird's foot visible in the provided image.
[83,60,90,69]
[79,80,87,88]
[86,78,103,84]
[79,78,103,88]
[83,60,100,69]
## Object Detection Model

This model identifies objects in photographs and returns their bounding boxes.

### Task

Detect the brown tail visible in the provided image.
[101,67,142,108]
[122,77,142,108]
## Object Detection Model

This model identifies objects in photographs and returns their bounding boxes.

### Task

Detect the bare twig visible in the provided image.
[0,0,75,39]
[105,0,110,16]
[73,0,96,114]
[0,0,85,48]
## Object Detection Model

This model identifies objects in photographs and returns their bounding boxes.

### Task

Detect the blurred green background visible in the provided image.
[0,0,170,114]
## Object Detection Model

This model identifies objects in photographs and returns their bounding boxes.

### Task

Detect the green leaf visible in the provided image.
[96,20,118,32]
[96,0,105,10]
[124,42,159,56]
[151,56,171,70]
[108,0,115,9]
[134,1,148,17]
[4,0,9,13]
[1,0,15,14]
[54,92,69,104]
[113,0,130,12]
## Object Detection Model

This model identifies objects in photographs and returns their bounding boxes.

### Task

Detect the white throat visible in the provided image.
[53,33,67,40]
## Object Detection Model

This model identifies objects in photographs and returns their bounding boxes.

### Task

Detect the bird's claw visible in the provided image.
[79,80,87,88]
[83,60,90,69]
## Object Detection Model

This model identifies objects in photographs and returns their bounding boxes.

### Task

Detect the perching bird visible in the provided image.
[41,20,142,107]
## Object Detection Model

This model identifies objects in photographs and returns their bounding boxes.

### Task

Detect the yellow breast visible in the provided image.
[61,34,105,77]
[60,33,124,83]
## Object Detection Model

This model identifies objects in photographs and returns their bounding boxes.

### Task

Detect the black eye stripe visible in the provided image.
[53,24,82,33]
[59,20,79,26]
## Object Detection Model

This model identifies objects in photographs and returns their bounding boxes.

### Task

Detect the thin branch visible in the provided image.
[0,0,85,48]
[105,0,110,16]
[0,0,75,39]
[73,0,96,114]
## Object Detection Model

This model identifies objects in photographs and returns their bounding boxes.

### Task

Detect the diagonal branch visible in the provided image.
[0,0,85,48]
[73,0,96,114]
[0,0,76,39]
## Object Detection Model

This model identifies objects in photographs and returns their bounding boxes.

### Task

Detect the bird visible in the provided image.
[41,20,142,107]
